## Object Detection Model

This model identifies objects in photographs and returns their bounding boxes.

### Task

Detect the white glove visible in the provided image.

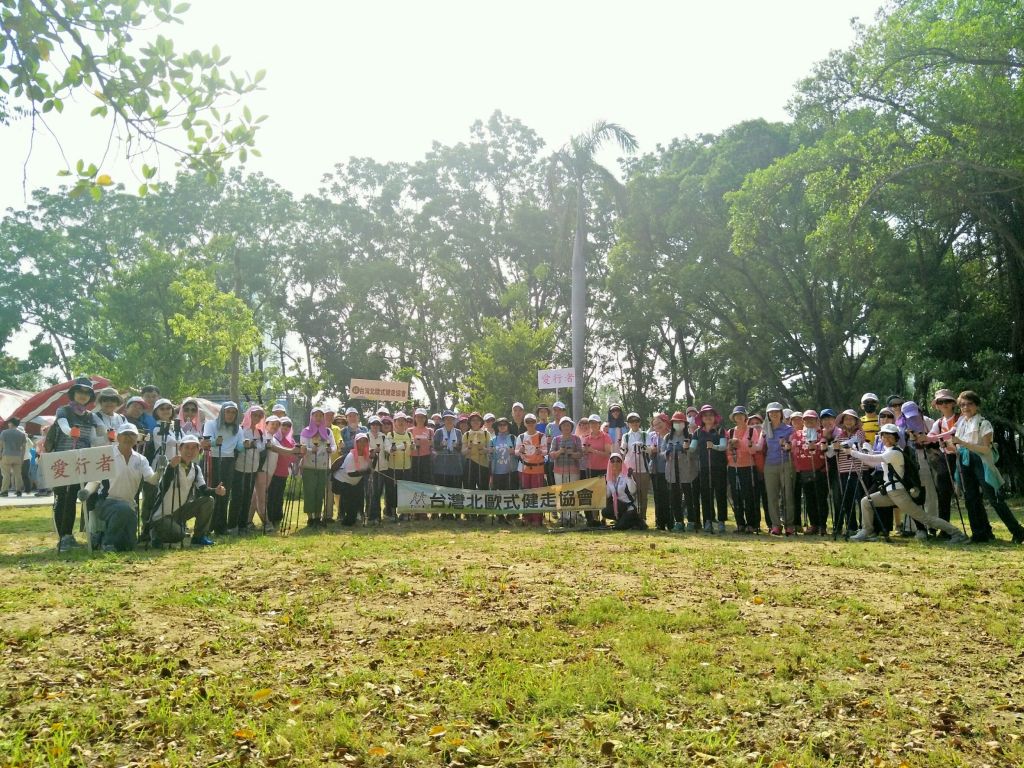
[154,455,169,473]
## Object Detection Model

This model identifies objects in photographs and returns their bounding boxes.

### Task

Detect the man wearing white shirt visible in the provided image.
[78,423,161,552]
[150,434,226,546]
[619,412,659,521]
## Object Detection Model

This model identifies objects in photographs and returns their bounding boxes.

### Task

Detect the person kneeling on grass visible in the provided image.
[604,452,646,530]
[845,424,967,544]
[76,423,162,552]
[148,434,226,547]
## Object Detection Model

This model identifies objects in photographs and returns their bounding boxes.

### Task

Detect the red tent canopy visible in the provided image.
[11,376,111,435]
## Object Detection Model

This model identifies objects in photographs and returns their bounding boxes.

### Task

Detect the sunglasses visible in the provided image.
[935,399,955,405]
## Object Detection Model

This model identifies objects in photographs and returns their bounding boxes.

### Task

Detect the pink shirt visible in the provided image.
[583,431,613,471]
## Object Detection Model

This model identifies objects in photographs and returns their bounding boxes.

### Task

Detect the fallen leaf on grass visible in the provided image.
[368,746,390,757]
[232,728,256,740]
[253,688,274,702]
[429,725,447,738]
[752,596,765,605]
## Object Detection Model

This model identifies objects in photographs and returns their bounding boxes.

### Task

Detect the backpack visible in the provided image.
[890,446,926,505]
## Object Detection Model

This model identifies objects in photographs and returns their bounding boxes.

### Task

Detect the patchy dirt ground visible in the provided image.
[1,506,1023,767]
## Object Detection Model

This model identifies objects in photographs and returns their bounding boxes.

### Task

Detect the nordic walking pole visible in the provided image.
[941,442,969,535]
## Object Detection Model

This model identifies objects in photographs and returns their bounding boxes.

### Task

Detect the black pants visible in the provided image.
[698,466,728,525]
[229,470,258,530]
[267,474,286,525]
[464,462,490,491]
[669,480,698,525]
[491,472,514,490]
[799,470,829,528]
[53,484,80,537]
[961,451,1024,541]
[651,472,672,529]
[728,466,759,529]
[933,451,957,524]
[604,498,645,530]
[209,456,235,534]
[834,472,862,534]
[339,478,366,526]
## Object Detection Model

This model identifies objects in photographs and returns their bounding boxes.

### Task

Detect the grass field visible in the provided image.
[1,504,1023,767]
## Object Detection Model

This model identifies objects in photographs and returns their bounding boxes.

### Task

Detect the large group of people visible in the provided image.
[38,377,1022,552]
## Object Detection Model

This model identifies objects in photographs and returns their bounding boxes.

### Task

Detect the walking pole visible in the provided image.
[704,441,714,532]
[855,469,887,540]
[823,440,835,536]
[941,445,969,535]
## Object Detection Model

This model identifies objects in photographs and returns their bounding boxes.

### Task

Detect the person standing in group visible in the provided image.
[762,402,796,536]
[201,401,243,536]
[791,410,829,535]
[860,393,881,446]
[266,417,299,529]
[141,399,178,537]
[299,408,336,528]
[90,388,126,444]
[549,416,583,526]
[178,398,204,437]
[899,400,941,539]
[322,409,344,524]
[247,414,279,533]
[389,412,414,519]
[828,409,866,537]
[364,416,389,523]
[847,424,968,544]
[462,412,491,492]
[51,377,99,552]
[925,389,961,531]
[664,411,700,532]
[432,410,463,490]
[950,390,1024,544]
[606,404,627,448]
[515,413,548,525]
[581,414,613,526]
[726,406,762,534]
[649,413,672,531]
[489,417,517,492]
[620,412,657,524]
[228,404,268,534]
[689,405,729,533]
[747,413,769,526]
[0,417,28,498]
[409,408,434,484]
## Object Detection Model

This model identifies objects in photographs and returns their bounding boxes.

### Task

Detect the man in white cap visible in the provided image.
[149,434,226,547]
[78,423,161,552]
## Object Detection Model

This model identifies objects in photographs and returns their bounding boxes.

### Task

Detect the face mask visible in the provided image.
[687,416,697,427]
[805,427,818,442]
[673,422,684,433]
[862,402,878,414]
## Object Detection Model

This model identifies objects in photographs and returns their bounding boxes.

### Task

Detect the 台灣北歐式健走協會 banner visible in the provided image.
[397,477,603,516]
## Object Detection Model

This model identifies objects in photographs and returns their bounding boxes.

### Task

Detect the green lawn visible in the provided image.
[1,504,1022,767]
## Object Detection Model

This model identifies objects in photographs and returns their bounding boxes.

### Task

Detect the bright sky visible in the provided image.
[1,0,884,212]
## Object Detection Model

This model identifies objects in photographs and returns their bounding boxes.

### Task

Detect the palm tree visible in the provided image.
[552,122,637,419]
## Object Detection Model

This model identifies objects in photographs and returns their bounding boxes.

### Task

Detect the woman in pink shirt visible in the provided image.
[726,406,763,533]
[581,415,613,528]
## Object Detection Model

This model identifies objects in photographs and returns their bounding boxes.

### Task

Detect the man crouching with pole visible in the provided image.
[78,423,161,552]
[149,434,226,548]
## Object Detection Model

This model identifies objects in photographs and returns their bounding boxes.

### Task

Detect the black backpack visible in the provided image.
[890,446,926,505]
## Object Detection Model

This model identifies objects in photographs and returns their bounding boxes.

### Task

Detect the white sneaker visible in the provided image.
[849,530,879,543]
[947,531,969,545]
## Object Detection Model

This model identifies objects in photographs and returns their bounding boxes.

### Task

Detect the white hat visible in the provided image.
[609,452,623,461]
[393,411,409,421]
[766,402,784,413]
[524,413,537,422]
[879,423,900,436]
[559,416,574,426]
[153,398,174,411]
[377,407,390,415]
[512,401,524,409]
[626,412,641,421]
[345,407,359,416]
[266,415,281,424]
[271,402,287,414]
[588,414,601,423]
[117,423,139,436]
[552,401,566,410]
[368,416,382,425]
[414,407,428,416]
[483,413,495,421]
[861,392,879,403]
[179,434,201,446]
[782,409,793,420]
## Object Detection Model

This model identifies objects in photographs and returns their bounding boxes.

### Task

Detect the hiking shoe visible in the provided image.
[192,536,215,547]
[947,531,969,545]
[849,530,879,542]
[915,529,928,541]
[703,520,713,534]
[685,521,697,533]
[672,522,684,532]
[769,526,783,536]
[716,521,726,534]
[784,526,796,537]
[263,523,276,534]
[58,534,76,553]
